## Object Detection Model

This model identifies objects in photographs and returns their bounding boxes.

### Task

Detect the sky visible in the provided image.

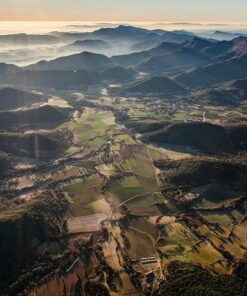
[0,0,246,23]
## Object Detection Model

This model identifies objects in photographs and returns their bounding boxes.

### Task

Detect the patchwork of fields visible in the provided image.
[2,92,247,296]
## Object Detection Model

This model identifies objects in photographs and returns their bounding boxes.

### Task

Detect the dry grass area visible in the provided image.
[67,213,108,233]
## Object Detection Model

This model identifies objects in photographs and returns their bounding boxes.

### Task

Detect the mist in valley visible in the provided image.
[1,21,247,66]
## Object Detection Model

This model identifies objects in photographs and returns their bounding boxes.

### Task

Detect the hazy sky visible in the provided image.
[0,0,246,22]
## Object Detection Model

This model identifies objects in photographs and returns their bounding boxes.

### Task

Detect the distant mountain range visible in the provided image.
[26,51,114,72]
[211,31,247,41]
[51,25,196,52]
[0,25,245,52]
[0,63,22,81]
[0,25,247,102]
[112,42,181,67]
[136,47,208,74]
[64,39,110,51]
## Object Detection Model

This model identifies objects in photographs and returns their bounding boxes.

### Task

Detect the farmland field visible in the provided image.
[67,213,108,233]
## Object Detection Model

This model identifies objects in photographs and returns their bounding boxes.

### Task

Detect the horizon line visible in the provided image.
[0,20,247,25]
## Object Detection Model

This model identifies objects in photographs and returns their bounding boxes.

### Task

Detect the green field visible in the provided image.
[108,175,150,205]
[63,174,110,216]
[61,107,117,148]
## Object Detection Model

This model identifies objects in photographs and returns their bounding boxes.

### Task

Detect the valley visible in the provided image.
[0,23,247,296]
[1,88,247,295]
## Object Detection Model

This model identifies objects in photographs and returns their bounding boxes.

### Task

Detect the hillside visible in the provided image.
[155,155,247,190]
[11,67,135,89]
[183,36,247,60]
[131,29,195,51]
[156,261,247,296]
[0,152,11,179]
[112,42,181,67]
[0,131,69,159]
[0,63,22,82]
[141,121,235,154]
[0,88,44,110]
[100,66,137,82]
[212,30,247,40]
[137,48,209,74]
[12,69,100,90]
[183,37,213,52]
[9,67,136,89]
[85,25,159,42]
[26,51,114,72]
[176,54,247,89]
[0,191,69,290]
[65,39,110,50]
[118,76,186,96]
[195,88,242,106]
[111,36,247,71]
[0,105,69,131]
[126,120,169,134]
[55,25,194,49]
[225,124,247,151]
[231,77,247,93]
[159,30,195,44]
[195,77,247,105]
